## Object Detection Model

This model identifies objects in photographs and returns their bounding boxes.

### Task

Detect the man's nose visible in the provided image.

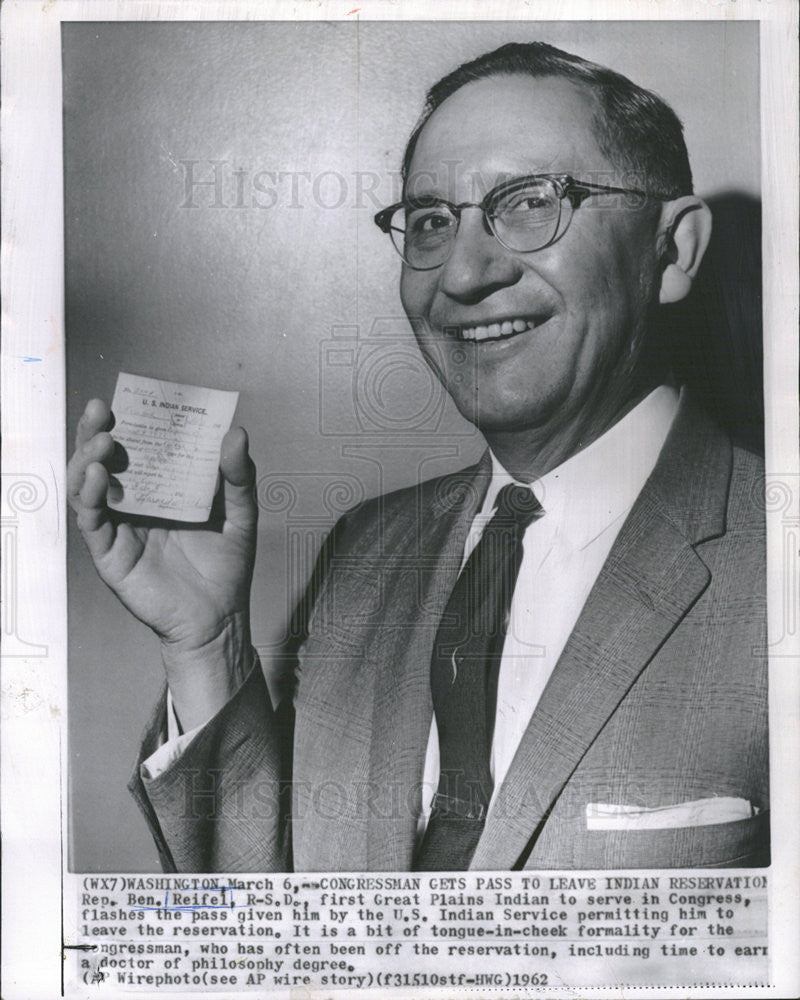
[439,208,524,303]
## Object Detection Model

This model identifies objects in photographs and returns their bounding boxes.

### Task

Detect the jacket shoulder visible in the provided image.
[330,455,489,552]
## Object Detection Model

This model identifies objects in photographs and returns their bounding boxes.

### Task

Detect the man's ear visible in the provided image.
[657,196,713,304]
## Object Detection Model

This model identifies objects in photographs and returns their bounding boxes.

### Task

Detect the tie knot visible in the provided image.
[494,483,543,528]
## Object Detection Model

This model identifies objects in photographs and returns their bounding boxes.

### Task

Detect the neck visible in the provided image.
[484,372,668,483]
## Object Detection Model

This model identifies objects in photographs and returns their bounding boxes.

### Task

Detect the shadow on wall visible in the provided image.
[667,192,764,454]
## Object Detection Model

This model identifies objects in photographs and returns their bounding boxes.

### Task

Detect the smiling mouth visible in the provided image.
[448,317,544,342]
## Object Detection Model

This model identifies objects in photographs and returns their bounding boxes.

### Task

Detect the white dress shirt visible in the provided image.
[144,386,680,827]
[417,384,680,835]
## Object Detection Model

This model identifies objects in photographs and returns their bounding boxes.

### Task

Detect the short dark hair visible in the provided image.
[402,41,693,198]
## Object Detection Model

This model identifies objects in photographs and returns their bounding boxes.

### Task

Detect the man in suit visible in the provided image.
[68,42,768,871]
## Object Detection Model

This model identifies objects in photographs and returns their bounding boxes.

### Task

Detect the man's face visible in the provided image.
[400,74,663,437]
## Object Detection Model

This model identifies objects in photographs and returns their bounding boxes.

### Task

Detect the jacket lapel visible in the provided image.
[470,398,732,869]
[366,455,491,868]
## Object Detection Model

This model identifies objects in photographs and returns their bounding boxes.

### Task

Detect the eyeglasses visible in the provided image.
[374,173,659,270]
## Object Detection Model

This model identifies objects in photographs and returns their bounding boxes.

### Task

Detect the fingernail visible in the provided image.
[107,477,123,503]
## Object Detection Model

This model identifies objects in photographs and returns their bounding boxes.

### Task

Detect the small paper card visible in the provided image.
[108,372,239,522]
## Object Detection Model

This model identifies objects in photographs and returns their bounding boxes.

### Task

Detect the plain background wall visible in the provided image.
[64,20,760,871]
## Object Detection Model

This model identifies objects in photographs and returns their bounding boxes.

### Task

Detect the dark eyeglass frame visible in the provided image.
[373,173,662,270]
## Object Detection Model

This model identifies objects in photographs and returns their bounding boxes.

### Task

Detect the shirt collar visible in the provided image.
[483,385,681,550]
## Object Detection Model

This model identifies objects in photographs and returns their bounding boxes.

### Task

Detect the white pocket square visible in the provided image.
[585,797,758,831]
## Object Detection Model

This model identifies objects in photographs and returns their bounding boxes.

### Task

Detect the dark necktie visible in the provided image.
[413,482,543,870]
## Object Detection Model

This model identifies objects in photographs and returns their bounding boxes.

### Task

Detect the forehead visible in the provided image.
[408,74,611,190]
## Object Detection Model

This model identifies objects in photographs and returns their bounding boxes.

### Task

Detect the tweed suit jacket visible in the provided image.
[131,397,769,871]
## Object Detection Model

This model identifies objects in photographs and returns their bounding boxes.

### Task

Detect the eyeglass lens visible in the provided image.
[391,177,564,269]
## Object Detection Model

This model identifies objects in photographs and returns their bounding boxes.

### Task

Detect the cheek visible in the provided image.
[560,222,656,325]
[399,269,437,321]
[596,214,661,299]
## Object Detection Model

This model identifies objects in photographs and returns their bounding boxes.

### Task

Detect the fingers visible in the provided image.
[75,398,114,449]
[220,426,258,534]
[67,428,116,508]
[69,399,116,507]
[68,400,119,561]
[75,461,116,561]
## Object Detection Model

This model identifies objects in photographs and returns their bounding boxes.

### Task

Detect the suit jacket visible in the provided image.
[131,397,769,871]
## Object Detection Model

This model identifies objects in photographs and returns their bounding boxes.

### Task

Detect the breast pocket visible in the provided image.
[586,812,770,868]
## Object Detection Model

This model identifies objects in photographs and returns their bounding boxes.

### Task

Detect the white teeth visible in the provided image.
[458,318,539,341]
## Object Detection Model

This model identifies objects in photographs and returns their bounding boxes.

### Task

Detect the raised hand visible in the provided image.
[67,398,259,728]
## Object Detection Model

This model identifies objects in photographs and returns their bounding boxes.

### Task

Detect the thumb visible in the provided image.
[220,426,257,533]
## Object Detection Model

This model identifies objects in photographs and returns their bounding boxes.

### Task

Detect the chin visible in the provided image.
[456,377,570,432]
[455,397,561,436]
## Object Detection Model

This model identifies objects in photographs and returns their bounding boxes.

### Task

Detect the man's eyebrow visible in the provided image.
[403,193,450,208]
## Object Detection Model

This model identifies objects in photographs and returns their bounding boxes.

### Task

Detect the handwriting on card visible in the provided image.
[108,372,239,522]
